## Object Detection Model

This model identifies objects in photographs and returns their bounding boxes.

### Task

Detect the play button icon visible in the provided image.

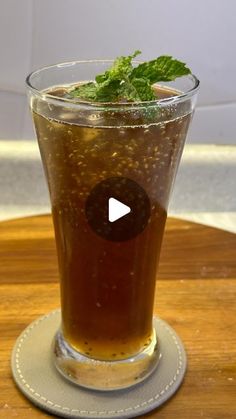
[108,198,131,222]
[85,177,151,242]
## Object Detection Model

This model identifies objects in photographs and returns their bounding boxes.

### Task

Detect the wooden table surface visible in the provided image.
[0,214,236,419]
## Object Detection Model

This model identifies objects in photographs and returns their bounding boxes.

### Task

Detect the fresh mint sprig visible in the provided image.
[69,51,191,102]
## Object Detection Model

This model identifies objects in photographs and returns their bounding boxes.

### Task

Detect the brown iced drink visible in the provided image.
[33,85,192,360]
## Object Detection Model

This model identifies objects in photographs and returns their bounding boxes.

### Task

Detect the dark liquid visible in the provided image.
[33,86,191,360]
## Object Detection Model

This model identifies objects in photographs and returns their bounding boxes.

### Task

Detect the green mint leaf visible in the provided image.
[131,78,156,101]
[131,55,191,84]
[91,79,121,102]
[69,51,191,102]
[70,81,119,102]
[95,50,141,84]
[69,82,98,100]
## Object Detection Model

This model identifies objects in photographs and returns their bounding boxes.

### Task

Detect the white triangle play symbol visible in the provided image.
[108,197,131,223]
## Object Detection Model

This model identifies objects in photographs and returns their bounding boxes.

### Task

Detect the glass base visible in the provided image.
[52,325,161,391]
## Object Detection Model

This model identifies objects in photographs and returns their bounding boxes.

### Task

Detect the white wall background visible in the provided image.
[0,0,236,143]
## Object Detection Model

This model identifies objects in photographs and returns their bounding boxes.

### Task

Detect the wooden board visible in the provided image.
[0,215,236,418]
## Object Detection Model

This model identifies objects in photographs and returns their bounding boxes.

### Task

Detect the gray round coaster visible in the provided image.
[11,310,187,418]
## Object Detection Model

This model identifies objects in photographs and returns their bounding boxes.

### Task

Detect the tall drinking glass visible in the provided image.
[26,61,199,390]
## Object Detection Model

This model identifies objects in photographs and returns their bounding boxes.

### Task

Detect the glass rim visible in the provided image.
[26,59,200,109]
